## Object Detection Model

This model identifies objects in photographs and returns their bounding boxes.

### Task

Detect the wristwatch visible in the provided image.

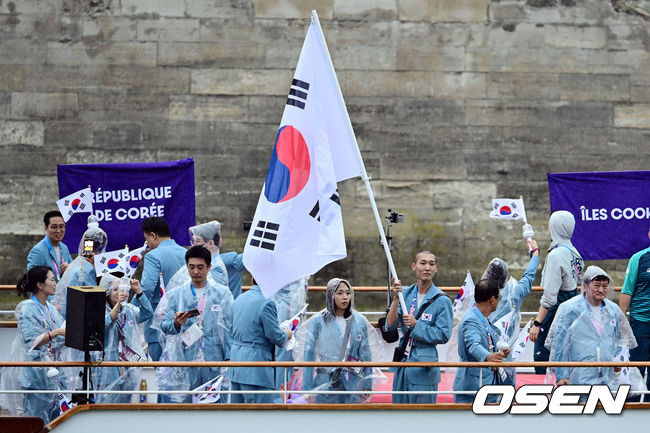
[533,320,542,327]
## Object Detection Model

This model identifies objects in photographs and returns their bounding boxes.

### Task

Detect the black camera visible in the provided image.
[386,209,404,224]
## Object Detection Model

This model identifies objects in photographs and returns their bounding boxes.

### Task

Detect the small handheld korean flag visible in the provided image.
[489,198,525,221]
[243,15,362,298]
[94,248,127,276]
[493,306,517,347]
[56,187,93,222]
[511,319,533,361]
[122,245,146,278]
[452,271,475,316]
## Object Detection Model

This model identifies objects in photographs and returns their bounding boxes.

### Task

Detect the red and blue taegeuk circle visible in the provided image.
[263,125,311,203]
[129,255,141,269]
[499,206,512,216]
[107,258,120,269]
[71,198,81,210]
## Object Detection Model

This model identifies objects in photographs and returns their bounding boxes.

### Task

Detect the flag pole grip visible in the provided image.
[310,10,407,315]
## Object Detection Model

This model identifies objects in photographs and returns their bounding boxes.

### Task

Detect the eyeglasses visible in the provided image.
[48,224,66,231]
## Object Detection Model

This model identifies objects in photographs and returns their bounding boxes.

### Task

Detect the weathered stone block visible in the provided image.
[44,121,92,148]
[66,149,158,165]
[102,67,190,94]
[396,46,465,71]
[169,95,248,122]
[11,92,78,120]
[330,44,397,70]
[487,72,560,99]
[47,42,157,66]
[0,120,44,146]
[186,0,254,18]
[0,66,23,91]
[78,92,169,121]
[333,0,398,20]
[92,122,143,149]
[0,145,64,175]
[0,39,46,65]
[158,42,265,68]
[347,97,465,126]
[398,0,489,23]
[489,3,527,22]
[160,150,240,179]
[487,23,545,49]
[253,0,334,19]
[137,19,200,42]
[560,73,630,101]
[23,66,102,92]
[246,96,287,124]
[121,0,186,17]
[0,93,10,118]
[545,25,607,49]
[631,74,650,102]
[614,105,650,128]
[191,69,293,96]
[82,16,137,41]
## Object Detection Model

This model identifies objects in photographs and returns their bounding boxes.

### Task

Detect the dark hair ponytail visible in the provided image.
[17,266,52,298]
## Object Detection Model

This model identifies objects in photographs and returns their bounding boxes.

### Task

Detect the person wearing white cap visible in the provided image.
[545,266,637,390]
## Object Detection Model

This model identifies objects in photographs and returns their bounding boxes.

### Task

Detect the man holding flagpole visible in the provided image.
[387,251,453,403]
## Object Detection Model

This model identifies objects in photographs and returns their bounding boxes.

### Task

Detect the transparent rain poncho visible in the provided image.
[188,221,228,287]
[53,215,107,318]
[94,275,153,404]
[291,279,387,403]
[151,272,233,403]
[0,299,75,423]
[546,266,645,392]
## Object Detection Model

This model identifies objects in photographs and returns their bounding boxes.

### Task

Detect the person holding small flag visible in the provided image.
[140,217,186,361]
[453,279,510,403]
[26,211,73,283]
[387,251,453,404]
[96,274,152,403]
[529,211,584,374]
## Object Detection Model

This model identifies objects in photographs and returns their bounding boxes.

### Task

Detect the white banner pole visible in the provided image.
[310,10,408,315]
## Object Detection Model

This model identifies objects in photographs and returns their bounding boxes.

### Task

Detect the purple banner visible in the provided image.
[57,159,195,253]
[548,171,650,260]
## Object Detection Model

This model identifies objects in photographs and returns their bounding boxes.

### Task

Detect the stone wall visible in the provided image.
[1,0,649,286]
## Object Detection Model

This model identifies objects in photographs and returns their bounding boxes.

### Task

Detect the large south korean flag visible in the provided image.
[243,18,362,298]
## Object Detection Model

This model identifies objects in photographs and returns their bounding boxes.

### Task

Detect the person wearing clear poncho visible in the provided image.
[1,266,73,423]
[187,221,229,288]
[53,215,107,318]
[546,266,644,391]
[293,278,385,403]
[95,274,152,403]
[153,246,233,403]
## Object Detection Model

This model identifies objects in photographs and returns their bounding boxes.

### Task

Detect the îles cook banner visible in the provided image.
[57,159,195,252]
[548,170,650,260]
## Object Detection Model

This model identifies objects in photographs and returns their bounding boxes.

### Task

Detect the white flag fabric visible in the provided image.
[122,245,146,278]
[56,187,93,222]
[94,248,127,277]
[192,375,224,404]
[617,344,631,385]
[243,20,362,298]
[493,306,517,346]
[511,319,533,361]
[489,198,525,221]
[452,271,475,316]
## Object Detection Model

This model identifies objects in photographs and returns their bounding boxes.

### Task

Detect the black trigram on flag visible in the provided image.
[309,191,340,222]
[286,78,310,110]
[249,220,280,251]
[64,200,70,206]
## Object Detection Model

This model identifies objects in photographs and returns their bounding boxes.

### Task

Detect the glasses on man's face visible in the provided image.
[48,224,66,231]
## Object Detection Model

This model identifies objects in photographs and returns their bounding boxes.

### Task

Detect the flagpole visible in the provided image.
[310,10,408,315]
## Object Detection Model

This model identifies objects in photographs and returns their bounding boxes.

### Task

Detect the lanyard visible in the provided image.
[408,285,418,316]
[189,283,207,315]
[473,305,495,352]
[44,237,61,278]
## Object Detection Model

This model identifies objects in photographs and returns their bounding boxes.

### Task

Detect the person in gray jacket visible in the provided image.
[529,210,584,374]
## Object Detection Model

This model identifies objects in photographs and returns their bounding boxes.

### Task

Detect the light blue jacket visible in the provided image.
[227,285,287,388]
[389,283,453,385]
[211,252,229,287]
[489,255,539,325]
[221,252,244,299]
[97,294,153,403]
[27,237,73,282]
[141,239,186,343]
[453,307,501,403]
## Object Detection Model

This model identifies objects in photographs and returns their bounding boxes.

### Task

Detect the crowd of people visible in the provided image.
[2,209,649,422]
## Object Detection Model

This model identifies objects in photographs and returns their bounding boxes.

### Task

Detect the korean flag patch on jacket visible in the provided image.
[422,313,432,322]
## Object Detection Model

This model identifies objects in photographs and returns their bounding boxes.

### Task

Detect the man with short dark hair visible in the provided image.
[620,226,650,392]
[140,217,186,361]
[158,245,233,403]
[387,250,453,403]
[27,210,73,282]
[453,279,510,403]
